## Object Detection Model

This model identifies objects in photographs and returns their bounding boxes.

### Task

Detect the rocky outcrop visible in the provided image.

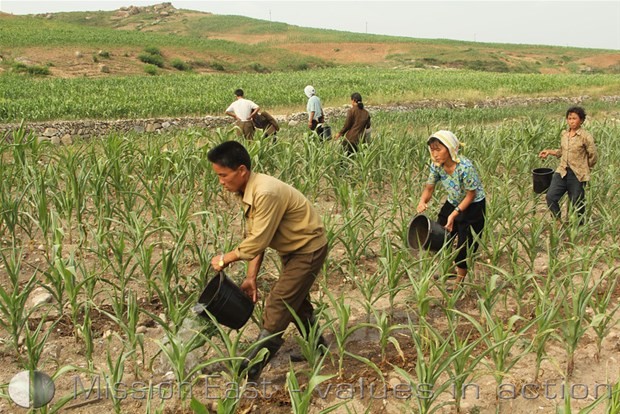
[1,95,618,144]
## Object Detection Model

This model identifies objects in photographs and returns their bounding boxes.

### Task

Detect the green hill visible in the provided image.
[1,3,619,78]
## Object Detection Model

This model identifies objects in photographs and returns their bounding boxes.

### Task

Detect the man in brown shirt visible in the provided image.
[208,141,328,381]
[539,106,598,223]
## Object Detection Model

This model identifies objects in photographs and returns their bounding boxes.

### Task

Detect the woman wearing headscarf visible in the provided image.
[334,92,371,155]
[304,85,327,139]
[416,130,486,291]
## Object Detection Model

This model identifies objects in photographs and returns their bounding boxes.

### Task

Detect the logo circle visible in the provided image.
[8,370,55,408]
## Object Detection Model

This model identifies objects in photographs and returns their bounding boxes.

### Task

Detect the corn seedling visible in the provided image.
[456,303,537,402]
[588,267,620,361]
[0,248,38,356]
[556,270,599,378]
[286,352,343,414]
[392,317,464,414]
[371,308,405,364]
[324,290,372,378]
[286,303,333,368]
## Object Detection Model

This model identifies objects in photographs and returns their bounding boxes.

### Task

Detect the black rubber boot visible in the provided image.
[239,329,283,382]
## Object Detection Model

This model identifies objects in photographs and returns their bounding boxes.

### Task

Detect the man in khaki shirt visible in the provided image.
[539,106,598,224]
[208,141,328,381]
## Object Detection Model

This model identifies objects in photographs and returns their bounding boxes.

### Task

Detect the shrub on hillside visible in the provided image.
[210,62,225,71]
[248,62,269,73]
[171,58,191,71]
[138,52,164,68]
[144,46,162,56]
[144,64,158,75]
[12,62,50,76]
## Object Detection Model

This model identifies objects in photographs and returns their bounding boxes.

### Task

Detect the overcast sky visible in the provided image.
[1,1,619,50]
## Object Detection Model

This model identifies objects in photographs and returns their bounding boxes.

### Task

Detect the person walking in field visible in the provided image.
[304,85,329,140]
[252,110,280,138]
[225,89,260,139]
[416,130,486,291]
[334,92,371,155]
[539,106,598,225]
[208,141,329,381]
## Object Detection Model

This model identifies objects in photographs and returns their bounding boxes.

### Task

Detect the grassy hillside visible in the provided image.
[1,3,619,78]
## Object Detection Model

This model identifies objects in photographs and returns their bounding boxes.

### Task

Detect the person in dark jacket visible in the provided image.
[252,111,280,138]
[334,92,371,155]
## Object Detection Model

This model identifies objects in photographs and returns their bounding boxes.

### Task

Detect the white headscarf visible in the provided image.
[304,85,315,98]
[429,130,461,165]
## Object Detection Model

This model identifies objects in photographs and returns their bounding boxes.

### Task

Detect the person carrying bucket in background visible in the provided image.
[416,130,486,291]
[539,106,598,226]
[304,85,329,140]
[208,141,329,382]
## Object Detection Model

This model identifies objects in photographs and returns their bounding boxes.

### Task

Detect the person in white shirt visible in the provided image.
[304,85,329,140]
[225,89,260,139]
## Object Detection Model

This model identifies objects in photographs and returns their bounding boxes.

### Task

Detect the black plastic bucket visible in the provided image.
[195,271,254,330]
[532,167,554,194]
[407,214,449,252]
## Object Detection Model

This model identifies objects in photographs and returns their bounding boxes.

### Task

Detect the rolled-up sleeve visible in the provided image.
[234,191,286,260]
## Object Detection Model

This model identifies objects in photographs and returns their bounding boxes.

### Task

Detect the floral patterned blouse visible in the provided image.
[426,156,486,206]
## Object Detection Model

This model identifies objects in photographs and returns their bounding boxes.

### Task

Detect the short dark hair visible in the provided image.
[566,106,586,121]
[207,141,251,171]
[234,89,244,97]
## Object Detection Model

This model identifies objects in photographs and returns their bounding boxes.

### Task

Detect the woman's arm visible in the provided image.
[416,184,435,213]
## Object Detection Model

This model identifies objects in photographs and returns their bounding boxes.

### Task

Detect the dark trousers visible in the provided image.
[438,199,486,270]
[545,169,586,222]
[343,140,358,156]
[310,116,328,141]
[262,244,328,334]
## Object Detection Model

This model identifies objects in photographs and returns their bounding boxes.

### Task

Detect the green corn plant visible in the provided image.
[470,269,507,315]
[0,185,29,246]
[97,231,137,317]
[0,248,38,356]
[57,146,91,245]
[201,310,271,387]
[392,316,465,414]
[405,261,437,320]
[79,302,96,370]
[444,311,494,414]
[607,379,620,414]
[153,318,213,402]
[104,338,135,414]
[23,163,52,247]
[377,234,408,315]
[371,309,405,364]
[556,270,599,378]
[530,279,564,382]
[7,125,35,169]
[286,353,345,414]
[455,302,538,403]
[98,290,145,374]
[30,364,88,414]
[324,289,372,378]
[286,303,333,368]
[336,213,377,280]
[42,249,85,340]
[20,310,59,372]
[589,267,620,361]
[352,268,388,322]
